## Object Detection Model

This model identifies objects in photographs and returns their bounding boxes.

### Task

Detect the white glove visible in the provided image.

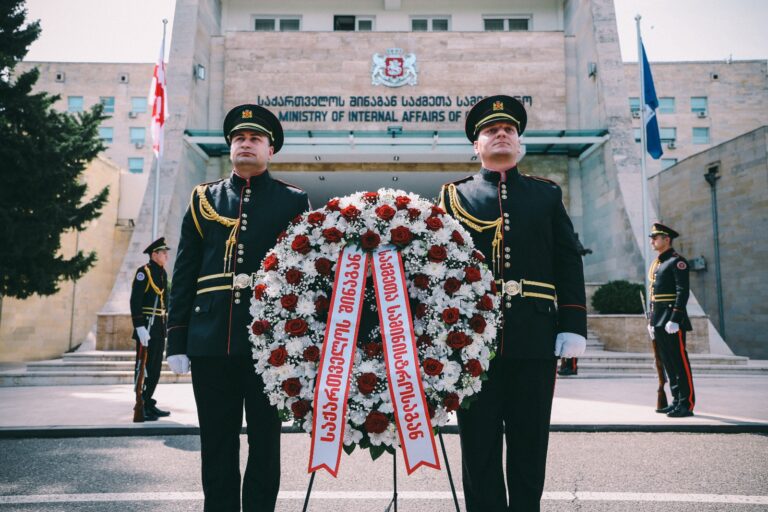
[167,354,191,374]
[135,326,150,347]
[664,321,680,334]
[555,332,587,358]
[647,324,655,339]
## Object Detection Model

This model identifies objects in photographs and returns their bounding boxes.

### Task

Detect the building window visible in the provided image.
[692,127,710,144]
[128,157,144,174]
[658,97,675,114]
[98,127,113,144]
[691,96,708,114]
[660,127,677,144]
[254,16,300,31]
[411,17,449,32]
[130,127,146,145]
[629,97,640,114]
[67,96,84,113]
[334,15,374,31]
[483,16,530,31]
[661,158,678,170]
[131,97,147,113]
[633,127,641,142]
[99,96,115,114]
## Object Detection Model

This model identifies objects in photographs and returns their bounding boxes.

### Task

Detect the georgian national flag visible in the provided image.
[641,43,663,159]
[149,41,167,158]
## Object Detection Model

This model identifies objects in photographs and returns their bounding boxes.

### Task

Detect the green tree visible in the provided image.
[0,0,109,302]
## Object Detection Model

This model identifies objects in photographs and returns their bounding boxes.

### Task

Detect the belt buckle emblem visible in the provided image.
[504,280,521,297]
[233,273,252,289]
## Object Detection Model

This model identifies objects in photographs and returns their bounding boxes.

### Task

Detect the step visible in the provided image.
[578,353,748,366]
[63,351,136,361]
[572,363,768,375]
[27,360,172,372]
[0,370,191,387]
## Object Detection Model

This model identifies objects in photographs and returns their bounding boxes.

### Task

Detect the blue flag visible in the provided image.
[641,43,663,159]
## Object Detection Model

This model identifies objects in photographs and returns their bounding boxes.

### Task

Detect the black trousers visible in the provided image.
[190,356,281,512]
[457,357,558,512]
[654,328,696,410]
[134,335,164,406]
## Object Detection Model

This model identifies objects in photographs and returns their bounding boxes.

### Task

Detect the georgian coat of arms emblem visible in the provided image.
[371,48,417,87]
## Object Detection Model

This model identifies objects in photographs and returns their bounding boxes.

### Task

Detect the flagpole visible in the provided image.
[152,18,168,240]
[636,14,650,307]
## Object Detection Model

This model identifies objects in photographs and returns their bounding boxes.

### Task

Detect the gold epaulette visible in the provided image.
[143,265,165,309]
[522,173,559,187]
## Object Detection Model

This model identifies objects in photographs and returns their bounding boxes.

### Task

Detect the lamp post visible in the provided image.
[704,166,725,337]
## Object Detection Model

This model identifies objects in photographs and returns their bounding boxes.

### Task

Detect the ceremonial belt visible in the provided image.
[651,293,677,303]
[196,272,258,295]
[141,307,166,316]
[495,278,556,301]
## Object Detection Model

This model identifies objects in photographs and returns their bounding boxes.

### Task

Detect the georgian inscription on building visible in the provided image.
[254,95,534,124]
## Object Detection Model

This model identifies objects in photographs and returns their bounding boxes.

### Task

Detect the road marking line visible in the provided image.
[0,491,766,505]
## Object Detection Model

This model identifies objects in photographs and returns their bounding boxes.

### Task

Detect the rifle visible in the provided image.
[641,291,668,411]
[133,294,159,422]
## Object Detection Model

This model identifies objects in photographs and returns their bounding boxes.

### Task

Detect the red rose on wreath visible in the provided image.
[315,257,333,275]
[422,358,444,376]
[469,314,487,333]
[357,373,378,395]
[426,216,443,231]
[478,294,494,311]
[326,198,341,211]
[446,331,470,349]
[407,207,421,220]
[322,227,343,243]
[363,192,379,203]
[364,411,389,434]
[291,399,311,418]
[413,274,430,290]
[464,266,481,283]
[277,230,287,242]
[428,245,447,262]
[285,318,308,337]
[285,268,304,285]
[490,280,498,294]
[303,346,320,362]
[473,250,485,262]
[443,392,460,412]
[390,226,414,247]
[314,296,330,314]
[253,284,266,300]
[452,230,465,245]
[360,230,381,250]
[280,294,298,311]
[268,347,288,366]
[465,359,483,377]
[395,196,410,210]
[442,307,460,325]
[415,303,427,319]
[263,253,278,271]
[251,320,270,335]
[364,342,382,358]
[341,205,360,220]
[375,204,396,221]
[291,214,303,225]
[417,334,433,347]
[307,211,326,225]
[282,378,302,397]
[444,277,462,295]
[431,205,445,216]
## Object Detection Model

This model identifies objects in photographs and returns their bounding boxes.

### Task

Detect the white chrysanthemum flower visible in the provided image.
[344,427,363,446]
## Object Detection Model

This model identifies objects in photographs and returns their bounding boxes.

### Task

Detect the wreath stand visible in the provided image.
[301,429,460,512]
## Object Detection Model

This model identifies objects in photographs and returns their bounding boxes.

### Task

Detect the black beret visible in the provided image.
[143,237,170,255]
[465,95,528,142]
[223,104,284,153]
[649,222,679,239]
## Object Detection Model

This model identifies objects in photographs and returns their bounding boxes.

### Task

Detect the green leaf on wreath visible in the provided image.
[343,443,356,456]
[480,373,489,382]
[369,444,387,461]
[460,394,479,409]
[278,409,291,422]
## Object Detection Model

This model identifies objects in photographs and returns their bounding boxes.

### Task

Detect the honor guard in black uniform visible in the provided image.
[648,222,695,417]
[166,104,311,512]
[439,96,587,512]
[129,237,170,421]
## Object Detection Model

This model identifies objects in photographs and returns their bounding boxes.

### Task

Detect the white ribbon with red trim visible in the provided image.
[371,245,440,474]
[308,245,368,477]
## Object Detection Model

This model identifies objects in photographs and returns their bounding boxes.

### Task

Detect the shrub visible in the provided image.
[591,280,645,314]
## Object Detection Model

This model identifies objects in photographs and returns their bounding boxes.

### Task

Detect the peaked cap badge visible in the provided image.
[493,101,504,111]
[242,109,253,119]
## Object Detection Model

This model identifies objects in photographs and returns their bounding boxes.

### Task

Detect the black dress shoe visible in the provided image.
[148,405,170,417]
[143,408,159,421]
[667,407,694,418]
[656,404,677,414]
[558,367,577,376]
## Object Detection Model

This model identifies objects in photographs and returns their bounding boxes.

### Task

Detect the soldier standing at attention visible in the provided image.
[439,96,587,512]
[129,237,170,421]
[647,222,695,417]
[165,105,311,512]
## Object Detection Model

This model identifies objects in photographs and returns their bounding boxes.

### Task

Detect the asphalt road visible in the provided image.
[1,432,767,511]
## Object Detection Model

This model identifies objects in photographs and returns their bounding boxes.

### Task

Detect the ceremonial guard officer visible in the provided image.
[439,95,587,512]
[166,104,311,511]
[129,237,170,421]
[647,222,695,417]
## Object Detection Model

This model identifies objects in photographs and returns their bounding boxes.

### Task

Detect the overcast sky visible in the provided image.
[22,0,768,64]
